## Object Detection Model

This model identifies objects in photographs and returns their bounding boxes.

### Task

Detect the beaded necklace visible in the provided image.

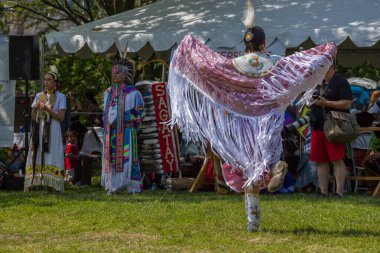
[32,89,57,122]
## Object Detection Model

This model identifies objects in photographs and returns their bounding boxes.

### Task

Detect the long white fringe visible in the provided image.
[24,173,64,192]
[168,59,286,187]
[167,37,333,186]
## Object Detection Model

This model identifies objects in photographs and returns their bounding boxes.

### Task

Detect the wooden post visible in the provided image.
[189,144,213,193]
[372,181,380,198]
[173,125,181,178]
[213,152,229,194]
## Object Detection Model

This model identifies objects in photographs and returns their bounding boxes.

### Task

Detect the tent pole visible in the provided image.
[40,36,45,90]
[24,79,30,159]
[161,51,170,82]
[161,62,166,82]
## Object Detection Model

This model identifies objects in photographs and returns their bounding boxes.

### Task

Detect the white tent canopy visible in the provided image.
[46,0,380,62]
[46,0,249,59]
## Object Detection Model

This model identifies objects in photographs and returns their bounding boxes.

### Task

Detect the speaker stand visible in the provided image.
[24,79,30,159]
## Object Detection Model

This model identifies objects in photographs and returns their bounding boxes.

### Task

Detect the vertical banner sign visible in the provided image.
[0,37,16,147]
[152,82,178,174]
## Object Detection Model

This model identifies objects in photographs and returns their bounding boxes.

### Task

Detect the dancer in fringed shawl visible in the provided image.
[102,60,145,194]
[25,70,66,192]
[167,0,337,231]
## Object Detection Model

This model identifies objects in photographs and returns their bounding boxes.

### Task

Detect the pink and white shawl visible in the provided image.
[168,34,336,186]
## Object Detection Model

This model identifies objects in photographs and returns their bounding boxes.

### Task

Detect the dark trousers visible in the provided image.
[74,157,92,185]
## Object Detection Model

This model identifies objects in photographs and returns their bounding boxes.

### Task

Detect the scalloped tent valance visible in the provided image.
[45,0,380,65]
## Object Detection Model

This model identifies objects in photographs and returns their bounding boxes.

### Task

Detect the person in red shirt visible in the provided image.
[64,130,80,185]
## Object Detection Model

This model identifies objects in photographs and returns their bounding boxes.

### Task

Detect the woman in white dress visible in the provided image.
[24,71,66,192]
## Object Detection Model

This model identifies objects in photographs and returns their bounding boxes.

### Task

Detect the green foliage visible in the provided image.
[3,0,160,105]
[0,190,379,252]
[14,54,112,107]
[137,59,168,82]
[0,3,6,33]
[52,54,112,107]
[0,148,11,163]
[1,0,63,34]
[337,61,380,81]
[1,0,158,34]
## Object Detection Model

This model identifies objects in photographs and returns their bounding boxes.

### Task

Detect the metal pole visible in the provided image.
[161,61,166,82]
[24,79,30,158]
[40,36,45,90]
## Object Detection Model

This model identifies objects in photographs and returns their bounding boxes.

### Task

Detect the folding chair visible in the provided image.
[349,131,374,193]
[79,129,102,186]
[0,147,26,191]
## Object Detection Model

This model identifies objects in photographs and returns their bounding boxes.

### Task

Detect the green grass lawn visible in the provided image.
[0,187,379,253]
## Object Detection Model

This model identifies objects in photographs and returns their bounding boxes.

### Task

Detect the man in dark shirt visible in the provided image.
[310,64,352,197]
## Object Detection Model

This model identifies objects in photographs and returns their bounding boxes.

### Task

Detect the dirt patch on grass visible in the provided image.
[81,231,159,242]
[247,236,290,245]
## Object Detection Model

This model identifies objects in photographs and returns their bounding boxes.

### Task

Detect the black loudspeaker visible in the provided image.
[9,36,40,80]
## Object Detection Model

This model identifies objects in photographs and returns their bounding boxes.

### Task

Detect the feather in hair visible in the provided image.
[48,65,59,80]
[243,0,255,29]
[49,65,59,75]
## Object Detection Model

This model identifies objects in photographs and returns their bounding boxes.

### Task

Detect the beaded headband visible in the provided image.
[47,71,58,81]
[112,63,133,82]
